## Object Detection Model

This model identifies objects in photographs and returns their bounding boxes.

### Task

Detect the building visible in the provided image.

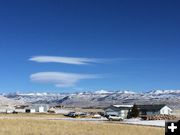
[104,105,133,118]
[104,104,172,118]
[25,108,36,113]
[0,105,15,114]
[14,104,49,113]
[15,105,28,113]
[137,104,172,115]
[39,106,45,113]
[30,104,49,113]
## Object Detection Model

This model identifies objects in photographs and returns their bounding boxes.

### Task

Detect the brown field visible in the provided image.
[172,110,180,118]
[0,118,164,135]
[0,113,66,118]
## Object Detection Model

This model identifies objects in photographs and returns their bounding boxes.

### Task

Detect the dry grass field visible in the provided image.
[0,113,66,118]
[0,118,164,135]
[172,110,180,118]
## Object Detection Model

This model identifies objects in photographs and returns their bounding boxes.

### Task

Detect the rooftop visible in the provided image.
[137,104,167,110]
[113,105,133,108]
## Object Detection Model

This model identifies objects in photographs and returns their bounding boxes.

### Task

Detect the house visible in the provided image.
[104,105,133,118]
[137,104,172,115]
[15,105,37,113]
[104,104,172,118]
[15,105,28,113]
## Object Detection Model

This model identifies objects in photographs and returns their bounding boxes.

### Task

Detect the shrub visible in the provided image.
[130,104,139,118]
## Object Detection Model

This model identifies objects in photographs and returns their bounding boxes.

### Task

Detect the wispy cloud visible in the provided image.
[30,72,101,87]
[29,55,145,65]
[29,56,105,65]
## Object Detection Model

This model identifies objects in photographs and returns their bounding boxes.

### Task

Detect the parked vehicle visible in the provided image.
[64,112,78,118]
[78,112,87,118]
[92,114,102,119]
[107,115,123,121]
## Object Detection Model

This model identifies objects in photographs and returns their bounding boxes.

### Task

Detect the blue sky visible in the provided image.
[0,0,180,93]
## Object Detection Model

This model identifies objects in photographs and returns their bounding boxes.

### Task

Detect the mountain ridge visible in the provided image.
[2,89,180,109]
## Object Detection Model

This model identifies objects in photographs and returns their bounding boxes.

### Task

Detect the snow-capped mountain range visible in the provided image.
[1,90,180,109]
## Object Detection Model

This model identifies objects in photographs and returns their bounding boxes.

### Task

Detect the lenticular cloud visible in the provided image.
[30,72,100,87]
[29,56,102,65]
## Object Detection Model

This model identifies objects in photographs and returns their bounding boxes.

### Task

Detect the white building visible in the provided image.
[39,106,44,113]
[0,105,15,114]
[28,104,49,113]
[15,105,28,113]
[138,104,172,115]
[25,108,36,113]
[14,104,49,113]
[104,105,133,118]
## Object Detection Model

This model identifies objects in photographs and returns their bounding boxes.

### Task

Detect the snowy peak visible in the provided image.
[94,90,112,94]
[19,92,49,96]
[94,90,136,94]
[147,90,180,95]
[117,90,136,94]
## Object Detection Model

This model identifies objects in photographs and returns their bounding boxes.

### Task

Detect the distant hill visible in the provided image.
[0,95,25,106]
[2,90,180,109]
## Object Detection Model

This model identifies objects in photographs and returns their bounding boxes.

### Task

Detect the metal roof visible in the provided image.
[137,104,167,110]
[113,105,133,108]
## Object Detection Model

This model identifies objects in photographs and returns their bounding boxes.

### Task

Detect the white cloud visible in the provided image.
[30,72,100,87]
[29,56,103,65]
[29,55,139,65]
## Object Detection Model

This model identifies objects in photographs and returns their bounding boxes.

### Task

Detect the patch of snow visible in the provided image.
[118,90,136,94]
[123,119,165,127]
[94,90,112,94]
[113,105,133,108]
[148,90,180,95]
[18,92,56,96]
